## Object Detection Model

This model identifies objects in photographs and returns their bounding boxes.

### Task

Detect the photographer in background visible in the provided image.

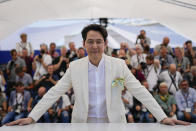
[32,44,52,81]
[155,45,174,72]
[66,42,78,62]
[142,54,161,92]
[131,44,147,70]
[52,46,69,79]
[6,49,26,98]
[174,47,190,78]
[1,82,31,125]
[136,30,151,54]
[34,64,59,92]
[182,40,195,66]
[154,37,173,57]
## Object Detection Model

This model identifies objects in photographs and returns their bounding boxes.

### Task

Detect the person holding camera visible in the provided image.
[1,82,31,125]
[136,30,151,54]
[6,49,26,98]
[52,46,69,79]
[66,42,78,62]
[15,67,33,91]
[34,64,59,92]
[142,55,161,92]
[174,47,190,77]
[154,37,173,56]
[155,45,174,71]
[33,44,52,81]
[131,44,147,70]
[182,40,195,66]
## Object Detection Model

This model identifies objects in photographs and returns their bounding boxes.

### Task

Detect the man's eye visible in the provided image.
[96,40,103,44]
[87,40,94,44]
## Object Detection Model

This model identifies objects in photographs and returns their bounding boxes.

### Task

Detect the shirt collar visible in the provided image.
[88,55,105,71]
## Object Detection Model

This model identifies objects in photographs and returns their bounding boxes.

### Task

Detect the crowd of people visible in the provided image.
[0,30,196,125]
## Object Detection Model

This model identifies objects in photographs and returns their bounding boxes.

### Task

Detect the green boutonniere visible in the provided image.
[112,78,125,90]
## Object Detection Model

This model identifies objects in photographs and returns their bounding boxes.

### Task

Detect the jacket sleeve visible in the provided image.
[122,61,167,122]
[28,66,72,122]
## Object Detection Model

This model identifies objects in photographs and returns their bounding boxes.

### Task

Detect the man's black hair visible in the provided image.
[81,24,108,42]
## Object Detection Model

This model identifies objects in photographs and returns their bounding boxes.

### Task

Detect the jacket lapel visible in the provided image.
[104,54,112,111]
[81,57,89,111]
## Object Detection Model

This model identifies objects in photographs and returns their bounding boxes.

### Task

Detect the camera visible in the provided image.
[140,62,147,70]
[9,61,15,70]
[45,74,50,79]
[160,58,167,67]
[138,34,145,39]
[14,104,22,114]
[38,54,42,59]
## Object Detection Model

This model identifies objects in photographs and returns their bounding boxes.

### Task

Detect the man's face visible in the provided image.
[61,48,67,56]
[180,81,189,92]
[83,30,106,60]
[78,49,85,58]
[163,37,170,45]
[16,85,24,93]
[140,30,145,37]
[47,65,54,75]
[187,43,192,49]
[135,47,142,54]
[18,72,24,78]
[174,48,181,57]
[50,44,56,51]
[21,35,27,42]
[12,52,17,60]
[69,43,76,51]
[146,59,153,65]
[159,85,168,94]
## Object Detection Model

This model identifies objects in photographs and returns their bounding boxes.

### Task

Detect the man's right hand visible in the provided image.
[5,117,34,126]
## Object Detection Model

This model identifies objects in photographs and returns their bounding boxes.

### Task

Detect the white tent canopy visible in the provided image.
[0,0,196,49]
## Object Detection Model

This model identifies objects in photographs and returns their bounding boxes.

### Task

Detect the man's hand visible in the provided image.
[161,117,190,126]
[5,117,34,126]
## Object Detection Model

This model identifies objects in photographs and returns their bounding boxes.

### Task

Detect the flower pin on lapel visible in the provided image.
[112,78,125,90]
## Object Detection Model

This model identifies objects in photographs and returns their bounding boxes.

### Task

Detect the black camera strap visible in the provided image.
[145,65,153,79]
[168,72,178,92]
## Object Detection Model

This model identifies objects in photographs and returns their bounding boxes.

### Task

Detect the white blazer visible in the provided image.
[28,54,167,123]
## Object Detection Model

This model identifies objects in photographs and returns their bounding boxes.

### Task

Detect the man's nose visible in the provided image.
[92,42,98,48]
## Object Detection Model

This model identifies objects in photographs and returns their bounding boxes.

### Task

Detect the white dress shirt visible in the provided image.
[88,57,107,118]
[143,64,161,91]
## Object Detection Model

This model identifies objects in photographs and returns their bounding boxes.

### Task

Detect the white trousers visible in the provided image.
[87,117,109,123]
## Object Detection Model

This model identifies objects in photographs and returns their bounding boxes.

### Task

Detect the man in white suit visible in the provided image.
[6,24,189,126]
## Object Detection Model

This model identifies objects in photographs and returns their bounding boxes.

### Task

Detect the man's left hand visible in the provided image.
[161,118,190,126]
